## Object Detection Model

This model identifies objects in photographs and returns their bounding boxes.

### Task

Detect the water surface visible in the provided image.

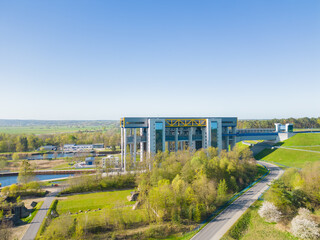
[0,174,73,187]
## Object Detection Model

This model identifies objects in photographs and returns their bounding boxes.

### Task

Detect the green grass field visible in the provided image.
[280,133,320,146]
[255,133,320,168]
[42,189,150,239]
[57,189,134,214]
[221,201,298,240]
[0,125,104,134]
[255,148,320,168]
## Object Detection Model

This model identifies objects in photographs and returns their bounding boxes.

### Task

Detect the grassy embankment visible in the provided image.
[222,133,320,240]
[221,201,299,240]
[255,133,320,168]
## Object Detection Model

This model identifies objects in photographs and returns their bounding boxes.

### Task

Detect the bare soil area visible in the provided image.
[8,159,67,171]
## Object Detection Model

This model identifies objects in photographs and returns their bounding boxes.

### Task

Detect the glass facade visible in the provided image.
[211,121,218,147]
[155,122,163,152]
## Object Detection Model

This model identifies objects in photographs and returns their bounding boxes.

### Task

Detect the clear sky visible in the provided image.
[0,1,319,120]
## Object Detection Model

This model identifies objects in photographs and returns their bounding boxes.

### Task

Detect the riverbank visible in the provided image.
[0,169,96,177]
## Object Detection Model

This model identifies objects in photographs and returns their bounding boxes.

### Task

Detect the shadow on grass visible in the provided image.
[254,148,277,159]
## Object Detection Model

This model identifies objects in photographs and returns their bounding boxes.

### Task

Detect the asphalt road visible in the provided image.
[191,161,283,240]
[21,188,61,240]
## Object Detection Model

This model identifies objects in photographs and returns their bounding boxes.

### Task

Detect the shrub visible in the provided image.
[258,201,282,223]
[291,214,320,240]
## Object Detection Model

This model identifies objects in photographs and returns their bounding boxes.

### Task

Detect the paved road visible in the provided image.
[191,161,283,240]
[22,188,61,240]
[276,146,320,154]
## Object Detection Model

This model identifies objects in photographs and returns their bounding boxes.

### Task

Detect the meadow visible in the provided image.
[56,189,134,214]
[255,133,320,168]
[279,133,320,146]
[39,189,154,239]
[255,148,320,168]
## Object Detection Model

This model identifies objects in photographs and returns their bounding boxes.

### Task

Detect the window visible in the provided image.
[155,122,163,152]
[211,121,218,147]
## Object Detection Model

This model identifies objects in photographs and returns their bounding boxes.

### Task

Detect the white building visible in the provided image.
[63,143,104,152]
[102,155,120,168]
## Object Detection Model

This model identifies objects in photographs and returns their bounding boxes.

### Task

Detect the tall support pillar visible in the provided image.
[226,127,230,151]
[133,128,137,162]
[231,127,236,150]
[175,128,178,152]
[140,128,144,162]
[188,127,193,151]
[121,127,124,168]
[202,126,207,149]
[123,128,127,172]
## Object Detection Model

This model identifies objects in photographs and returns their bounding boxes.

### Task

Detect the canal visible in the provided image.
[0,174,74,187]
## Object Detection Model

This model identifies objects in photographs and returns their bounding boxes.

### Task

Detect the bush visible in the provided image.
[291,214,320,240]
[258,201,282,223]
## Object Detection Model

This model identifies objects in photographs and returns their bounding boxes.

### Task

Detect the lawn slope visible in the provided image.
[280,133,320,146]
[255,133,320,168]
[221,201,298,240]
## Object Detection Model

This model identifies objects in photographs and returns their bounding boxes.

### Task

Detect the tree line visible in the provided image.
[238,117,320,129]
[0,128,120,153]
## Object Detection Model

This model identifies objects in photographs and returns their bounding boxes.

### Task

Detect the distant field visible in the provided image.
[0,125,105,134]
[255,133,320,168]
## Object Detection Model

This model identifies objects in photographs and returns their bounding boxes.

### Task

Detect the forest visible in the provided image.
[238,117,320,129]
[0,129,120,153]
[137,146,260,223]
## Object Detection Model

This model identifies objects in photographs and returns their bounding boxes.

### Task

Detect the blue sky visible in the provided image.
[0,1,319,120]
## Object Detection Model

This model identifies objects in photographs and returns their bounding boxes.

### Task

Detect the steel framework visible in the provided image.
[165,119,207,127]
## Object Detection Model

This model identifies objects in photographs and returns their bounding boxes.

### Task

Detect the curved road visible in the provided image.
[191,161,283,240]
[22,188,61,240]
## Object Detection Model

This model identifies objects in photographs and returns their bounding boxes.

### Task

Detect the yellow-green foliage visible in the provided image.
[265,161,320,215]
[1,181,44,197]
[139,147,259,223]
